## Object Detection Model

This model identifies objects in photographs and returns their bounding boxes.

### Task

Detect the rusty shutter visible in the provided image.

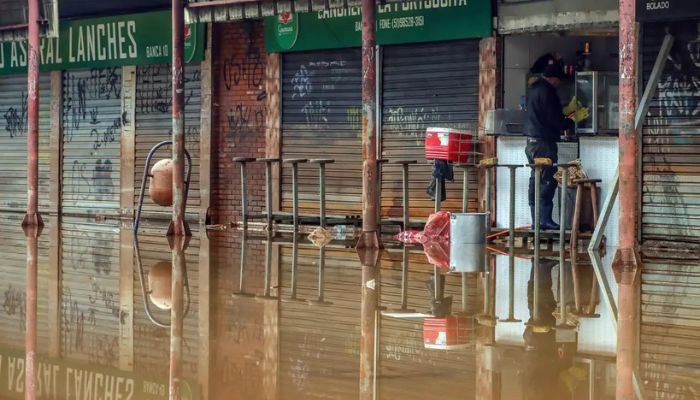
[281,49,362,216]
[641,20,700,398]
[60,217,121,367]
[62,68,122,218]
[641,21,700,246]
[134,64,202,221]
[279,245,361,399]
[0,74,51,212]
[380,41,480,219]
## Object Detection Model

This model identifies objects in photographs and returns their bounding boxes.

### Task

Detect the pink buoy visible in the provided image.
[148,261,172,310]
[149,159,173,206]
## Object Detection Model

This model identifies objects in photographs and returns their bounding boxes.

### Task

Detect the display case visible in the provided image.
[575,71,619,135]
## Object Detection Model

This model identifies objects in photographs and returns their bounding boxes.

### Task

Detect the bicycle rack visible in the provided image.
[133,236,192,328]
[134,140,193,236]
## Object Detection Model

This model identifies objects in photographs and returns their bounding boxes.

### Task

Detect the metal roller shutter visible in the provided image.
[62,68,123,217]
[0,74,51,212]
[60,217,121,367]
[642,21,700,246]
[134,64,202,221]
[380,41,480,219]
[641,20,700,398]
[281,49,362,216]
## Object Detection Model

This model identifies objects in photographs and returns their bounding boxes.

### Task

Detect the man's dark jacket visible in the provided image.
[524,78,574,142]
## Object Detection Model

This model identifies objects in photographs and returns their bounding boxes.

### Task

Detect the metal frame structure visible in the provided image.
[134,140,193,236]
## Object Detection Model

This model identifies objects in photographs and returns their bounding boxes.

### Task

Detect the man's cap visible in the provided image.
[543,63,566,79]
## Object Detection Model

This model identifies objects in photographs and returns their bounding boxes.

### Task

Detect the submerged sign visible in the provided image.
[0,10,204,75]
[265,0,492,52]
[0,347,199,400]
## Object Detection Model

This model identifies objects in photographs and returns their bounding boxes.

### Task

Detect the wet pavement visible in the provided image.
[0,213,697,399]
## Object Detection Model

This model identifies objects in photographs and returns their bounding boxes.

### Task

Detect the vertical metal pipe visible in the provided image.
[533,167,542,321]
[401,245,409,310]
[559,169,569,325]
[169,240,186,400]
[170,0,187,236]
[402,163,409,230]
[24,227,39,400]
[317,247,325,302]
[266,162,273,229]
[461,273,468,313]
[504,166,519,322]
[460,167,468,213]
[618,0,638,252]
[434,178,442,213]
[319,164,326,228]
[24,0,42,227]
[240,162,248,229]
[292,163,299,229]
[360,0,378,238]
[290,234,299,300]
[617,277,638,400]
[238,233,247,293]
[264,235,272,297]
[359,252,378,400]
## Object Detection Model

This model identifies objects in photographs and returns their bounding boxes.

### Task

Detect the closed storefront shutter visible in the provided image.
[60,217,121,368]
[281,49,362,216]
[0,74,51,212]
[62,68,123,217]
[134,64,202,221]
[641,20,700,399]
[642,21,700,245]
[380,40,479,219]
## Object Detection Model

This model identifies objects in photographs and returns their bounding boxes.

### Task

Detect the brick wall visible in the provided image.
[211,21,268,225]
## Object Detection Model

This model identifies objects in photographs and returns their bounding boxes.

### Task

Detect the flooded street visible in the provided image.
[0,213,694,399]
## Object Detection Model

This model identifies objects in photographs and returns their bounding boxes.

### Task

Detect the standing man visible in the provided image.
[525,63,587,230]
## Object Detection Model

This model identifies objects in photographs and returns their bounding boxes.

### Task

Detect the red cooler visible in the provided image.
[423,316,471,350]
[425,127,473,163]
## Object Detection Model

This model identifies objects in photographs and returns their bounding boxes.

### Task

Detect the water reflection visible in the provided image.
[0,215,699,398]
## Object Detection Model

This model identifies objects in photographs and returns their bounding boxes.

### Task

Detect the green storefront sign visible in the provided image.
[0,9,204,75]
[0,347,199,400]
[265,0,492,53]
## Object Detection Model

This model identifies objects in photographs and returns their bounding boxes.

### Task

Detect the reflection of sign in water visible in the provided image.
[0,346,200,400]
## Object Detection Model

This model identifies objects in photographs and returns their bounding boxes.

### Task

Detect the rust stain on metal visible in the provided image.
[359,0,378,242]
[23,0,43,228]
[169,0,188,237]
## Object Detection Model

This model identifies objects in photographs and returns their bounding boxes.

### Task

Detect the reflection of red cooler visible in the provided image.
[423,316,471,350]
[425,127,473,163]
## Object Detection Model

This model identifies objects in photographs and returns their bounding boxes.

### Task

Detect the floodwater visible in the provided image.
[0,212,698,399]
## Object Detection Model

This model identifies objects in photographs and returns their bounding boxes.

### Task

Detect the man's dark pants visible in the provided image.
[525,140,558,208]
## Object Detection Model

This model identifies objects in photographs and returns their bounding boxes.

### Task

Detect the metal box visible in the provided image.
[449,213,487,273]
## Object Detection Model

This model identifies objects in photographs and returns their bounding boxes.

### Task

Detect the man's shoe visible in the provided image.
[540,205,560,231]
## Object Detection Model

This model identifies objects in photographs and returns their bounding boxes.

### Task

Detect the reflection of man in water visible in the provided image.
[520,259,578,400]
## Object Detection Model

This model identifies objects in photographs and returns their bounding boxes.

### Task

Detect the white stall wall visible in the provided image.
[496,136,619,246]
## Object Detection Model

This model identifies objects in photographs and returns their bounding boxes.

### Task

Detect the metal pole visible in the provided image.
[533,166,542,322]
[240,162,248,229]
[484,167,492,232]
[23,0,42,227]
[24,226,40,400]
[169,0,188,237]
[319,163,326,228]
[169,237,186,400]
[462,166,469,213]
[617,1,642,398]
[266,161,273,229]
[292,163,299,230]
[503,166,520,323]
[434,178,442,213]
[401,245,409,310]
[558,169,573,329]
[402,163,410,230]
[357,0,379,250]
[359,249,379,400]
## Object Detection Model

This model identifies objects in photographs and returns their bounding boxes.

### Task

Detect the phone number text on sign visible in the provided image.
[354,16,426,32]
